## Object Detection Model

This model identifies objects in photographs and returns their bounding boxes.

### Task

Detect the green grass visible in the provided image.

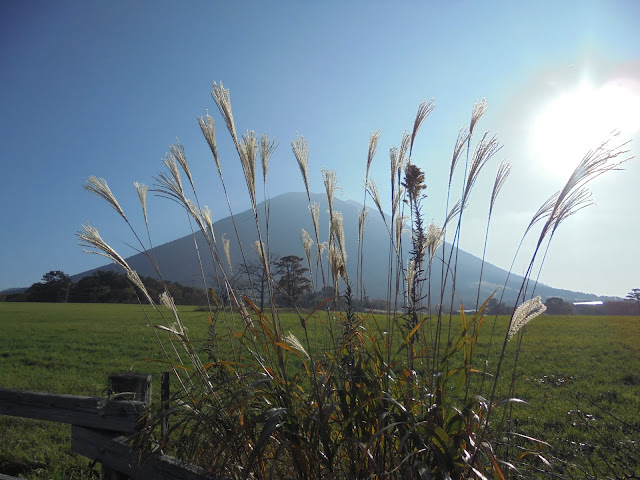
[1,303,639,478]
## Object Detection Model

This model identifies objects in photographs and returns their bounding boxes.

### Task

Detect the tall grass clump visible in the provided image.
[80,81,631,479]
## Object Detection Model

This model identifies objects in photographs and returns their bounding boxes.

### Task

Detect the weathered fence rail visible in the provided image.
[0,373,215,480]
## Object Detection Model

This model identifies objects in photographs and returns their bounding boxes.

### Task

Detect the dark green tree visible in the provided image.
[275,255,311,307]
[625,288,640,304]
[27,270,73,302]
[543,297,574,315]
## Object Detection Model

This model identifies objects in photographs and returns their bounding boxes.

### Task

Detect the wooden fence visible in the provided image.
[0,373,215,480]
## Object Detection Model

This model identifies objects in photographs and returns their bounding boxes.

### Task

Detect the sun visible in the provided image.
[532,80,640,178]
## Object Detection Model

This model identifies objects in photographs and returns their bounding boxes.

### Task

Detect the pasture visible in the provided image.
[0,302,638,478]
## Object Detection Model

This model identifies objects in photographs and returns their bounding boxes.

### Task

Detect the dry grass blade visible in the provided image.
[239,130,258,205]
[462,133,501,208]
[76,224,132,274]
[358,207,369,246]
[470,98,488,136]
[366,178,386,226]
[366,130,381,179]
[85,176,126,219]
[301,228,314,277]
[425,222,444,264]
[444,200,462,229]
[134,181,149,226]
[507,296,546,340]
[212,81,238,148]
[398,131,411,169]
[490,160,511,213]
[449,127,470,185]
[410,99,435,155]
[170,143,195,192]
[322,169,339,219]
[292,134,310,199]
[198,110,221,177]
[260,134,277,183]
[223,234,232,273]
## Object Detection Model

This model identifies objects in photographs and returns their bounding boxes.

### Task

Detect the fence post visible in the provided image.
[103,374,151,480]
[161,371,170,447]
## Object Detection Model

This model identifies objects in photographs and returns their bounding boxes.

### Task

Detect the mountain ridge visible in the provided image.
[70,192,604,305]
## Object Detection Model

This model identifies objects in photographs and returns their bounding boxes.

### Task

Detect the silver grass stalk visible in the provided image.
[365,131,380,179]
[301,228,313,277]
[470,98,488,136]
[545,135,631,236]
[449,127,470,186]
[390,146,400,187]
[525,192,560,236]
[366,179,386,225]
[212,81,238,148]
[322,169,338,219]
[201,206,216,244]
[409,100,435,155]
[358,207,369,246]
[198,110,222,178]
[398,131,411,169]
[156,154,186,204]
[134,182,149,226]
[425,222,444,264]
[328,244,344,294]
[85,176,126,220]
[285,332,310,360]
[292,134,310,199]
[253,239,269,278]
[507,296,546,340]
[77,224,132,274]
[392,186,404,220]
[185,199,210,244]
[309,202,320,241]
[331,211,347,267]
[170,143,195,192]
[395,214,409,250]
[490,160,511,214]
[319,241,328,258]
[159,291,184,335]
[238,130,258,206]
[260,134,277,184]
[462,133,501,209]
[222,233,232,273]
[444,200,462,229]
[127,270,154,305]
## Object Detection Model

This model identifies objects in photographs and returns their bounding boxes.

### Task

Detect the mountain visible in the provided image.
[71,192,602,306]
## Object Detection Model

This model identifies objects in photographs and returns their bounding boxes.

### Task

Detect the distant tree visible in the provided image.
[543,297,574,315]
[27,270,73,302]
[275,255,311,307]
[625,288,640,304]
[237,256,279,311]
[485,297,511,315]
[0,292,6,302]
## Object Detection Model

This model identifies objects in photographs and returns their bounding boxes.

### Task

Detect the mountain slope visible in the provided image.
[73,192,602,306]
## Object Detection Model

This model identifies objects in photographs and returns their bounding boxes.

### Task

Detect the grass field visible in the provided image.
[0,302,639,478]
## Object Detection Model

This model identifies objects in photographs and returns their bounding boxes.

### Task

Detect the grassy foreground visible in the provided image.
[0,302,638,478]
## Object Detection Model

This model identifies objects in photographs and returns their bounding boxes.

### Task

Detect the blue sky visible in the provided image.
[1,1,639,297]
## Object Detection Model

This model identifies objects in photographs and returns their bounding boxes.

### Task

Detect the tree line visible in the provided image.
[3,267,638,316]
[1,256,385,311]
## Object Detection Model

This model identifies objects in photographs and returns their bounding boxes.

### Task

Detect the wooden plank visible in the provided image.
[0,388,144,433]
[0,473,22,480]
[71,426,219,480]
[108,373,152,404]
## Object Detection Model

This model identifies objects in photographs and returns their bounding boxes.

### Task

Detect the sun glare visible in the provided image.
[532,80,640,177]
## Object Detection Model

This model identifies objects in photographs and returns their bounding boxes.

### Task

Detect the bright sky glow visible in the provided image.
[532,79,640,177]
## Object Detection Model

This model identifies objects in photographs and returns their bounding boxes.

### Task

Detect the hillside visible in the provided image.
[72,192,602,306]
